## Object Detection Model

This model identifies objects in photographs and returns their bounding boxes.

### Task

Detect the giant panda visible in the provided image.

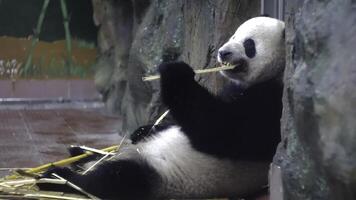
[39,16,285,200]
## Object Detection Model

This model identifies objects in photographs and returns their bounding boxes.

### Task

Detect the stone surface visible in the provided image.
[92,0,260,134]
[272,0,356,199]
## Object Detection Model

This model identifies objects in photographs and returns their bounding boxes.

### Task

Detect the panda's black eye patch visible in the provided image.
[243,38,256,58]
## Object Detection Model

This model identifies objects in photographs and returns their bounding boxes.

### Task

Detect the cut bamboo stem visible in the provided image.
[153,110,170,126]
[81,136,127,175]
[142,65,235,81]
[74,145,115,156]
[0,168,30,171]
[82,154,110,175]
[1,179,36,186]
[1,178,66,186]
[24,194,91,200]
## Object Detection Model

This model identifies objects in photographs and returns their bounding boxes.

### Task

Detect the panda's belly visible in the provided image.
[137,126,270,198]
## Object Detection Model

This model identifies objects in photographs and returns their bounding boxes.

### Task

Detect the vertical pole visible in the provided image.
[60,0,73,74]
[278,0,285,20]
[261,0,284,20]
[274,0,279,18]
[23,0,50,77]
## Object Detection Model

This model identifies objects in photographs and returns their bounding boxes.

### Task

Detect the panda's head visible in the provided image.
[217,17,285,87]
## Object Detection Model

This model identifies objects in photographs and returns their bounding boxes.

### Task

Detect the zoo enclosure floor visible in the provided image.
[0,108,122,177]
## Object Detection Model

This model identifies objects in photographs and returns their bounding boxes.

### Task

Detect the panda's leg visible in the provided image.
[39,159,160,200]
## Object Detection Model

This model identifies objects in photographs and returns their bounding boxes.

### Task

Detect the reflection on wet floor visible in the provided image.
[0,108,122,176]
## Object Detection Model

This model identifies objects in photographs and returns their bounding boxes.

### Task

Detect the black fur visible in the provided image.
[38,159,160,200]
[243,38,256,58]
[130,124,172,144]
[159,61,282,161]
[260,14,270,17]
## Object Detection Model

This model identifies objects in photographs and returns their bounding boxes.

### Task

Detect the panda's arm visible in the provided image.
[158,62,243,138]
[158,62,282,160]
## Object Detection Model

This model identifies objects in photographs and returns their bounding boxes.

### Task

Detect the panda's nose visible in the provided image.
[218,50,232,61]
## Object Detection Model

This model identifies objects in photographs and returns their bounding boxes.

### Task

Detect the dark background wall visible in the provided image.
[0,0,97,42]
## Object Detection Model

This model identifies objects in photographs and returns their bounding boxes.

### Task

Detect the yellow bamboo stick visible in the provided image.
[4,145,119,180]
[25,145,118,174]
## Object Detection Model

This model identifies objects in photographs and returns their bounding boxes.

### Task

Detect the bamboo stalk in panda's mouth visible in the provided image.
[142,64,235,81]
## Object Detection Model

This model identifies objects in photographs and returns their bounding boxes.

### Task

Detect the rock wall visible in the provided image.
[272,0,356,199]
[92,0,260,134]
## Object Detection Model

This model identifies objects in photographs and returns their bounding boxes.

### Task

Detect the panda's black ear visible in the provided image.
[260,14,270,17]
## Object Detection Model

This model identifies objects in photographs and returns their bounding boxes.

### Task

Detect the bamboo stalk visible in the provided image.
[1,179,35,186]
[2,178,66,186]
[24,145,118,174]
[60,0,73,73]
[153,110,170,126]
[24,194,91,200]
[37,178,67,185]
[0,168,30,171]
[81,136,128,176]
[4,145,121,180]
[73,146,116,156]
[82,154,110,175]
[142,65,235,81]
[22,0,50,76]
[107,134,127,161]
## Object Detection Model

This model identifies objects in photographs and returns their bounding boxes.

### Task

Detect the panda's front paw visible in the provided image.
[38,167,79,193]
[41,166,75,179]
[158,62,196,107]
[158,61,195,83]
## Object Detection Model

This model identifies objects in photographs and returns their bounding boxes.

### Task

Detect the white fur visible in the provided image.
[217,17,285,87]
[136,126,269,198]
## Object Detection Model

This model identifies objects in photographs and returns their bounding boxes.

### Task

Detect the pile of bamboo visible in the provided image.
[0,145,119,200]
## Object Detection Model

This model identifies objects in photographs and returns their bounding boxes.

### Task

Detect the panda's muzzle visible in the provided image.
[218,48,247,74]
[218,50,233,61]
[225,59,247,74]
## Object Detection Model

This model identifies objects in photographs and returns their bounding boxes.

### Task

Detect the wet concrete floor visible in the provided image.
[0,108,122,176]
